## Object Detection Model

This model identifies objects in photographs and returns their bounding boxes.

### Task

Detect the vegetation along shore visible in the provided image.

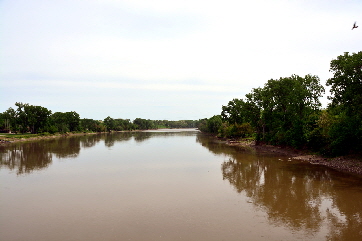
[199,51,362,176]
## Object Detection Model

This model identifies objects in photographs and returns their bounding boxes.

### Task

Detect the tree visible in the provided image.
[327,51,362,113]
[15,102,29,133]
[133,118,156,130]
[2,108,17,133]
[51,112,69,133]
[258,74,324,147]
[64,111,80,132]
[4,103,52,134]
[80,118,105,132]
[326,51,362,155]
[207,115,222,134]
[51,111,80,133]
[23,105,52,134]
[221,99,245,124]
[104,116,116,131]
[221,75,324,147]
[197,118,208,132]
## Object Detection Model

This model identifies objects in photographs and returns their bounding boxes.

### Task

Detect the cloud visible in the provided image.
[1,0,362,119]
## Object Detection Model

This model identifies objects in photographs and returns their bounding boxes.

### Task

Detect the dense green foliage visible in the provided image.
[1,103,52,134]
[0,104,199,134]
[199,52,362,156]
[215,74,324,147]
[325,51,362,155]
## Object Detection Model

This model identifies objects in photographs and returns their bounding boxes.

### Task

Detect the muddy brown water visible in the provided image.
[1,129,362,241]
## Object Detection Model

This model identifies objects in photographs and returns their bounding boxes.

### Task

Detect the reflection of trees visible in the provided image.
[0,142,52,175]
[47,137,81,159]
[324,177,362,241]
[133,132,153,142]
[0,136,83,174]
[133,131,197,143]
[104,130,199,146]
[79,134,103,148]
[198,133,362,240]
[104,132,133,147]
[221,158,326,233]
[196,133,254,157]
[0,131,200,175]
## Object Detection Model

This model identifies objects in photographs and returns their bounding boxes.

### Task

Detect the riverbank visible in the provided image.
[225,138,362,176]
[0,132,98,145]
[0,130,149,145]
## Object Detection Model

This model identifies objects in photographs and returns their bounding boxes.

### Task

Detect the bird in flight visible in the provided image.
[352,21,358,30]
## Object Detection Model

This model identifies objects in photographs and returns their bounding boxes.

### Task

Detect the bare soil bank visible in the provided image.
[226,139,362,176]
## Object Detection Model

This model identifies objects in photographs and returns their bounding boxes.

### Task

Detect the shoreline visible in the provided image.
[0,132,102,145]
[225,139,362,176]
[0,129,152,145]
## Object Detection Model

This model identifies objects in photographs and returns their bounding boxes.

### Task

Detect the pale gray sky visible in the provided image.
[1,0,361,120]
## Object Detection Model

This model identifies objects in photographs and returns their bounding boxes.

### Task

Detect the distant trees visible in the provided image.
[103,116,134,131]
[0,103,199,134]
[1,103,83,134]
[51,111,80,133]
[1,103,52,134]
[133,118,157,130]
[153,120,197,128]
[80,118,106,132]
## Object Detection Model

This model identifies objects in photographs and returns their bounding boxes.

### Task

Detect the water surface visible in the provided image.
[1,129,362,240]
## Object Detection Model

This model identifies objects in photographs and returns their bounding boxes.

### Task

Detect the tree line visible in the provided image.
[198,51,362,156]
[0,103,199,134]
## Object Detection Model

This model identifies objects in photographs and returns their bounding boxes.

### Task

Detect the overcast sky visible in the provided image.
[1,0,361,120]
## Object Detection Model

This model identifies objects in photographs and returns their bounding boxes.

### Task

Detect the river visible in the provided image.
[1,129,362,240]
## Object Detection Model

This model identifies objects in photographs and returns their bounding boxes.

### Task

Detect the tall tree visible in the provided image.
[260,75,324,147]
[327,51,362,113]
[207,115,222,134]
[2,107,17,133]
[326,51,362,154]
[64,111,80,132]
[23,105,52,134]
[51,111,80,133]
[104,116,116,131]
[221,99,245,124]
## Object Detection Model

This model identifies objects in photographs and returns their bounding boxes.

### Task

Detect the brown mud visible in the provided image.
[226,139,362,176]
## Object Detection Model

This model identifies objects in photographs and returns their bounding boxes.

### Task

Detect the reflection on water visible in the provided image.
[0,141,53,175]
[1,131,362,240]
[0,131,197,175]
[0,136,84,174]
[197,134,362,240]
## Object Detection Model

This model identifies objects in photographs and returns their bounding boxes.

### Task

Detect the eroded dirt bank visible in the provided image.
[226,139,362,176]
